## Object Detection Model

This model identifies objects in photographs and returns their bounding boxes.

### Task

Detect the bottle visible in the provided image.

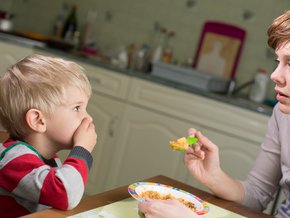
[127,43,137,70]
[135,44,150,72]
[62,4,78,42]
[249,68,269,103]
[162,31,175,63]
[151,27,167,63]
[53,14,64,39]
[72,31,80,50]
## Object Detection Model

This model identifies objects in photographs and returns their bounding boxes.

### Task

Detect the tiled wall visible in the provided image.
[0,0,289,99]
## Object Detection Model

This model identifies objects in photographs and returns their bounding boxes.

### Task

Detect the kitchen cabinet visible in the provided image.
[106,77,269,192]
[32,48,272,211]
[85,93,127,195]
[104,104,200,191]
[34,48,270,193]
[0,41,33,75]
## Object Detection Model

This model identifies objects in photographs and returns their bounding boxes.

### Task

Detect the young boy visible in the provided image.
[0,54,97,217]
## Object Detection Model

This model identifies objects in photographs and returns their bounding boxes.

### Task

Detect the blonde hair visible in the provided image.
[268,9,290,50]
[0,54,91,139]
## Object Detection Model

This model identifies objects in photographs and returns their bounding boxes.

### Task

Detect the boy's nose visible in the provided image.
[85,113,93,122]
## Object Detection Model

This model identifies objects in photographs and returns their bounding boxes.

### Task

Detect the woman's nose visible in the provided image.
[271,67,284,85]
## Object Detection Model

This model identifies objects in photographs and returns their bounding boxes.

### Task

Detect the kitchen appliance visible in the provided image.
[152,62,230,93]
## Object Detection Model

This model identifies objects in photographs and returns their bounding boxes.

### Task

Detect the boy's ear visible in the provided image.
[25,109,46,133]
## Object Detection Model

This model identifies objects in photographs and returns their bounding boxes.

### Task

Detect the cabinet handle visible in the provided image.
[109,116,118,137]
[88,76,102,84]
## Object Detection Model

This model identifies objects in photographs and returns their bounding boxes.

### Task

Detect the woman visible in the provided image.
[139,9,290,218]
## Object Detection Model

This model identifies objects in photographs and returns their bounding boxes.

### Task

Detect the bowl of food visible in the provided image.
[128,182,209,216]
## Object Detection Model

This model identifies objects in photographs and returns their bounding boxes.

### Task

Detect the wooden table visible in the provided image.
[21,175,274,218]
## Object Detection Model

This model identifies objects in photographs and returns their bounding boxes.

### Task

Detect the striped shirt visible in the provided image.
[0,138,93,217]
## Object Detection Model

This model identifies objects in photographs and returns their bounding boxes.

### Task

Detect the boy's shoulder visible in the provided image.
[0,139,42,161]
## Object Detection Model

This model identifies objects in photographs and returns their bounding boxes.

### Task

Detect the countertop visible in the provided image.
[0,31,274,116]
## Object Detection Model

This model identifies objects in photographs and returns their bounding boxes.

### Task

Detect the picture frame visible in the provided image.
[192,21,246,79]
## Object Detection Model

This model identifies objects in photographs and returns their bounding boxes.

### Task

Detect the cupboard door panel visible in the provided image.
[85,94,126,195]
[105,105,202,190]
[128,78,269,145]
[81,63,131,100]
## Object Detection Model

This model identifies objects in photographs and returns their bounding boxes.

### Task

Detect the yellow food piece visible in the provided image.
[169,137,189,151]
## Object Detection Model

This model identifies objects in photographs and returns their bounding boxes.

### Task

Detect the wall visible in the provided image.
[0,0,289,99]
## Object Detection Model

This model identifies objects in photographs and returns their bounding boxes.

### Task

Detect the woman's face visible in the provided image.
[271,41,290,114]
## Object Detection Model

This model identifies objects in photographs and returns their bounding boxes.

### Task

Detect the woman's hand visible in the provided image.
[184,128,221,185]
[138,199,199,218]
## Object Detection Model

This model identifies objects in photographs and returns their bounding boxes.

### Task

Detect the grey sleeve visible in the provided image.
[241,106,282,211]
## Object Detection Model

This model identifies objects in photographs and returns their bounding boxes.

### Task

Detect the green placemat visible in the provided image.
[68,198,246,218]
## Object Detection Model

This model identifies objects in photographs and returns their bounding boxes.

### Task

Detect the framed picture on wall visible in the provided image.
[192,21,246,79]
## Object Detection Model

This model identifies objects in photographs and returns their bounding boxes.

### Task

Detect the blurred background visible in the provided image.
[0,0,288,100]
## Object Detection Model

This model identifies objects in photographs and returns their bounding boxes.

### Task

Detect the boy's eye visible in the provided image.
[74,106,80,112]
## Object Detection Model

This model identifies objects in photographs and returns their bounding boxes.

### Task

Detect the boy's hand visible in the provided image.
[73,118,97,153]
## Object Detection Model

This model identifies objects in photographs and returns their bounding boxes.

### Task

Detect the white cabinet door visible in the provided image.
[80,63,131,100]
[125,77,269,192]
[85,93,126,195]
[0,41,33,75]
[104,105,203,191]
[128,77,269,146]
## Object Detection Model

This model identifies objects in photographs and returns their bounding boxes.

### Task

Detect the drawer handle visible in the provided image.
[88,76,102,84]
[108,116,118,137]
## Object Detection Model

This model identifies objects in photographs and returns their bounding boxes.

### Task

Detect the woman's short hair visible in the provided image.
[0,54,91,139]
[268,9,290,50]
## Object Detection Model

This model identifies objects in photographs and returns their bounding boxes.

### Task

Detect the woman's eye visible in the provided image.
[74,106,80,112]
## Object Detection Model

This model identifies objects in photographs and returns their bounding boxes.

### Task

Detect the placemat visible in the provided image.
[68,197,246,218]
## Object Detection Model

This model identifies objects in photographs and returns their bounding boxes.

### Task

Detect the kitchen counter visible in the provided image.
[0,31,273,116]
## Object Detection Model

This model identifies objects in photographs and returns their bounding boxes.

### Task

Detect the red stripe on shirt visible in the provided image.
[64,157,89,185]
[0,154,44,191]
[0,195,30,217]
[39,168,68,210]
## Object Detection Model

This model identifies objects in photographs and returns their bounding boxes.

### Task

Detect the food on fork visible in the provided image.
[169,137,198,151]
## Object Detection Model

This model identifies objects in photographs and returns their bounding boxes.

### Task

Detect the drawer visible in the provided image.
[128,78,269,144]
[0,41,33,75]
[34,49,131,100]
[77,62,131,100]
